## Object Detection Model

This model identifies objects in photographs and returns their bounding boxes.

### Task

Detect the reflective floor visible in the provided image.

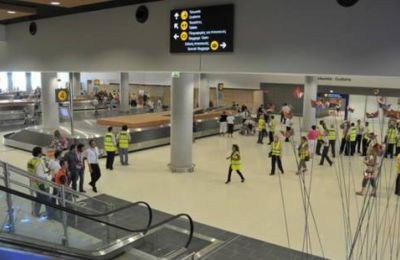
[1,116,398,260]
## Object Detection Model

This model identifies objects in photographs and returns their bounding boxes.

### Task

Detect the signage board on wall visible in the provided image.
[55,89,69,103]
[170,4,234,53]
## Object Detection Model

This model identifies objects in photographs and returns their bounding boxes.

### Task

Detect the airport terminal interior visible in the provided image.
[0,0,400,259]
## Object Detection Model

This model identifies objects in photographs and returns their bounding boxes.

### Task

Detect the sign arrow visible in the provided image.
[174,23,179,29]
[174,12,179,20]
[173,34,179,40]
[221,42,227,49]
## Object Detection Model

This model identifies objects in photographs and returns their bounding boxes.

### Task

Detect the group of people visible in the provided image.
[27,125,132,218]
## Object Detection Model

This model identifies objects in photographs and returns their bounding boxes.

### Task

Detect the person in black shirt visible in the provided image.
[219,111,228,136]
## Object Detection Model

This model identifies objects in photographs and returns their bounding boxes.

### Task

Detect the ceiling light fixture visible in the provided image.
[7,10,16,14]
[50,1,61,5]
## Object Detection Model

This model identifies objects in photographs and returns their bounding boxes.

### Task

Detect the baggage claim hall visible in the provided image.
[0,0,399,259]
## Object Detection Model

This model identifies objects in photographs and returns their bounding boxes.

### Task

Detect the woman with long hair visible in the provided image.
[225,144,245,184]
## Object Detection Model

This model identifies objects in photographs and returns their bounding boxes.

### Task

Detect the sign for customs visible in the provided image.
[170,4,234,53]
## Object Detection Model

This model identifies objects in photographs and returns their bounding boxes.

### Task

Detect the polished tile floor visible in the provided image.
[1,116,398,260]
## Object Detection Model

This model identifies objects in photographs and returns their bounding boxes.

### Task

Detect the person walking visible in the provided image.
[268,115,276,145]
[104,126,117,170]
[327,124,337,158]
[362,122,372,156]
[315,120,325,155]
[117,125,131,165]
[356,120,364,154]
[319,131,333,166]
[297,136,310,175]
[257,115,267,144]
[270,135,284,175]
[76,144,86,193]
[219,111,228,136]
[356,144,381,197]
[27,147,52,218]
[85,139,101,193]
[225,144,245,184]
[385,124,397,159]
[227,112,235,138]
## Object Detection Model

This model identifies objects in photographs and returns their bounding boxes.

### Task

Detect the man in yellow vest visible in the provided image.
[268,115,276,145]
[257,115,267,144]
[356,119,364,154]
[385,124,397,159]
[396,125,400,156]
[328,124,337,158]
[104,126,117,170]
[117,125,131,166]
[27,146,52,218]
[362,121,372,156]
[269,135,284,175]
[347,122,357,156]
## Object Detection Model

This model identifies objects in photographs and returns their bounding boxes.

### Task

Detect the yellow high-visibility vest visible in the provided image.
[328,129,336,141]
[104,133,116,152]
[272,141,282,156]
[118,131,129,149]
[27,157,47,190]
[317,125,324,140]
[230,151,241,171]
[258,118,266,131]
[387,128,397,144]
[270,119,276,132]
[349,127,357,142]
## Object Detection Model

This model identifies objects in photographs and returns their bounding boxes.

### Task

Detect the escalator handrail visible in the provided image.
[0,185,194,249]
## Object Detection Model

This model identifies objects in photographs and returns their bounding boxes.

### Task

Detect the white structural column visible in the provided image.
[302,76,318,131]
[120,72,130,112]
[170,73,194,172]
[7,72,12,92]
[69,72,81,96]
[41,72,60,129]
[199,74,210,109]
[26,72,32,93]
[0,25,6,42]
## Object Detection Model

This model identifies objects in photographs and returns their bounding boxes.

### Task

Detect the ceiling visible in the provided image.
[0,0,162,24]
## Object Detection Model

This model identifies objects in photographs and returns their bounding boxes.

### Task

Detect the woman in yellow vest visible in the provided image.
[396,125,400,156]
[348,122,357,156]
[257,115,267,144]
[225,144,245,184]
[270,135,284,175]
[385,124,397,159]
[117,125,131,166]
[268,115,276,145]
[328,124,337,158]
[297,136,309,175]
[104,126,117,170]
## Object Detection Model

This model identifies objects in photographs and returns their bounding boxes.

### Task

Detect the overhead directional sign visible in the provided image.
[170,4,234,53]
[55,89,69,103]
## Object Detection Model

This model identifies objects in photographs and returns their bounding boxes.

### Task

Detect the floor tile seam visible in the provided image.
[201,234,242,259]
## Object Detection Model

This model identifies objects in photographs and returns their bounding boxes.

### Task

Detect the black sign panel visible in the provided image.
[170,4,234,53]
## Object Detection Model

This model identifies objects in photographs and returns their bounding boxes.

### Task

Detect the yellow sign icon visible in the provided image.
[57,90,68,102]
[180,31,188,41]
[180,21,188,31]
[181,10,188,20]
[210,41,219,51]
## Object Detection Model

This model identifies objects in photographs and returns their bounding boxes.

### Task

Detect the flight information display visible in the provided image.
[170,4,234,53]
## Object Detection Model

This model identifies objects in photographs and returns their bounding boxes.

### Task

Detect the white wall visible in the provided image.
[1,0,400,76]
[0,25,5,42]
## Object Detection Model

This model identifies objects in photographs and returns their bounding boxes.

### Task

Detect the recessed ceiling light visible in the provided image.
[50,1,61,5]
[7,11,16,14]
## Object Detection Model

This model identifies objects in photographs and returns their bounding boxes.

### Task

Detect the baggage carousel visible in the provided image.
[3,108,241,154]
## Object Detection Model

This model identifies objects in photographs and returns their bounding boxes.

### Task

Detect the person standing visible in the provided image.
[104,126,117,170]
[319,131,333,166]
[356,144,380,197]
[219,111,228,136]
[355,120,364,154]
[327,124,337,158]
[348,123,357,156]
[85,139,101,193]
[280,103,290,124]
[339,121,350,155]
[315,120,325,156]
[362,122,372,156]
[27,147,52,218]
[395,152,400,196]
[48,150,62,203]
[385,124,397,159]
[257,115,267,144]
[268,115,276,145]
[270,135,284,175]
[307,125,318,156]
[65,144,79,191]
[76,144,86,193]
[227,112,235,138]
[117,125,131,165]
[225,144,245,184]
[297,136,310,175]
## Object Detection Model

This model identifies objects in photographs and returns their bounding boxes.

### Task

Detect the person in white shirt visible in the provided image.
[280,103,291,124]
[227,113,235,138]
[85,139,101,193]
